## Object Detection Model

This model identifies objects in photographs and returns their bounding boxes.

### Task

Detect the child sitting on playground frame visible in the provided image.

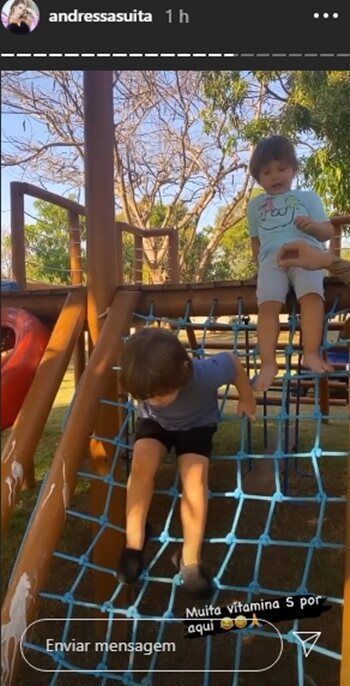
[117,327,256,598]
[248,135,334,392]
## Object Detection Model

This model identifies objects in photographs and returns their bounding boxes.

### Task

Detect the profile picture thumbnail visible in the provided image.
[1,0,39,34]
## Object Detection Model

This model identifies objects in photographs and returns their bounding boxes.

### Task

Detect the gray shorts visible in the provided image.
[257,254,325,306]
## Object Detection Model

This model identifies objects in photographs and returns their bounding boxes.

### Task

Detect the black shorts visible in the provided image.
[134,418,217,458]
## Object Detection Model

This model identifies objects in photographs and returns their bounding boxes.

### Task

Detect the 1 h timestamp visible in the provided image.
[165,9,190,23]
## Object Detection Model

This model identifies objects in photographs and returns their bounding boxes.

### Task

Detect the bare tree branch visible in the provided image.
[2,70,287,282]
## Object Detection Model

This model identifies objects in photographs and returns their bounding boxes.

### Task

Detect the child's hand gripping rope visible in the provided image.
[231,353,257,422]
[237,395,257,422]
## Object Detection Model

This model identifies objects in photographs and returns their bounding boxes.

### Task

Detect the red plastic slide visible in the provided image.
[1,308,50,430]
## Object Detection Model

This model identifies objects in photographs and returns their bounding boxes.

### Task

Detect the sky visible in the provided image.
[1,111,76,233]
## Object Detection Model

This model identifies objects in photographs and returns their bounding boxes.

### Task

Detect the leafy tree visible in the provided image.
[280,71,350,213]
[203,194,261,282]
[211,219,257,281]
[1,233,12,279]
[203,71,350,217]
[24,200,87,285]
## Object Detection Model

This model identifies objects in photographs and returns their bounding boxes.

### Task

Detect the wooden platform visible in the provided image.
[1,277,349,325]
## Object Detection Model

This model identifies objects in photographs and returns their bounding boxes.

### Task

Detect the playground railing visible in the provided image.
[10,181,180,289]
[115,220,180,284]
[330,214,350,255]
[9,181,349,290]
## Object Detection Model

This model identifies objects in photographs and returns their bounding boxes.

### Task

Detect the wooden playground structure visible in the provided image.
[1,72,350,686]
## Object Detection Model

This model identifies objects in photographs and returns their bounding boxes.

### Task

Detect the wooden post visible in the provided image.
[340,440,350,684]
[329,223,342,257]
[134,234,143,283]
[10,182,26,290]
[73,329,87,385]
[84,71,118,344]
[68,210,83,286]
[168,230,180,283]
[319,377,330,425]
[68,209,86,383]
[84,72,130,613]
[1,290,86,534]
[1,292,139,686]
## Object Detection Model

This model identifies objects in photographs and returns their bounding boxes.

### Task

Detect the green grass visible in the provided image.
[1,366,76,602]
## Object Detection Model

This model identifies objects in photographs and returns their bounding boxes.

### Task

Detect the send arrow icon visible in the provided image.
[292,631,322,657]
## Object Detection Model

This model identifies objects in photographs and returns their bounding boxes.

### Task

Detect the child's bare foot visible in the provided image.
[253,363,278,392]
[302,353,333,374]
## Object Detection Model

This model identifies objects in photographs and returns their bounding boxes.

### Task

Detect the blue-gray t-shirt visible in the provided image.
[138,352,236,431]
[247,190,328,262]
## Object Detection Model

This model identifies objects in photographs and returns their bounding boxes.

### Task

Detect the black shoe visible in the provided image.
[117,548,144,583]
[171,550,213,599]
[116,520,153,584]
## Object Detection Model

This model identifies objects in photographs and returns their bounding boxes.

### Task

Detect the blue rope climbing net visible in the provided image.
[21,297,349,685]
